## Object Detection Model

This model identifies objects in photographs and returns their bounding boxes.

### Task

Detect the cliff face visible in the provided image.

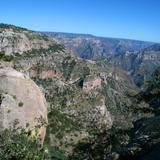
[108,46,160,87]
[0,24,55,55]
[0,68,48,144]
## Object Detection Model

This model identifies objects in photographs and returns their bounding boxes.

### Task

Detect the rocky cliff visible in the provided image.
[106,67,160,160]
[0,68,48,144]
[0,24,55,55]
[107,44,160,87]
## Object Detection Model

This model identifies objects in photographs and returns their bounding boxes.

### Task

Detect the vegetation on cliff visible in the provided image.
[0,24,160,160]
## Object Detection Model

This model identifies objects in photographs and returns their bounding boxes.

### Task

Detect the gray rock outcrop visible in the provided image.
[0,68,48,143]
[0,28,54,55]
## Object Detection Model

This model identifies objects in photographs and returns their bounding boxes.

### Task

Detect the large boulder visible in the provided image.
[0,68,48,144]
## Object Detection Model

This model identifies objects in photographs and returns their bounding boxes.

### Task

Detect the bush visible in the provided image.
[18,101,24,107]
[0,129,47,160]
[0,51,13,62]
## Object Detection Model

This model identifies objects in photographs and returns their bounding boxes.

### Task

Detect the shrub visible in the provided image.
[0,129,47,160]
[18,101,24,107]
[0,51,13,62]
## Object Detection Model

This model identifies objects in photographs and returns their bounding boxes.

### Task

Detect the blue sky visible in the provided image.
[0,0,160,42]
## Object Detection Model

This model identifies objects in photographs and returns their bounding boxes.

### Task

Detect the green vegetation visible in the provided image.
[138,67,160,111]
[33,78,53,89]
[0,93,3,105]
[14,45,65,60]
[13,95,17,100]
[46,146,68,160]
[70,127,130,160]
[18,101,24,107]
[0,23,29,32]
[48,109,81,139]
[0,52,14,62]
[0,129,47,160]
[62,56,76,80]
[0,128,68,160]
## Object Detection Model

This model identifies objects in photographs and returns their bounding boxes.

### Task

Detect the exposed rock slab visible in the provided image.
[0,68,48,143]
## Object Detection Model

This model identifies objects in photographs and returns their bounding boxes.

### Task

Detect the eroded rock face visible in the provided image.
[83,77,102,92]
[94,98,113,129]
[0,68,48,143]
[0,29,54,55]
[29,69,57,79]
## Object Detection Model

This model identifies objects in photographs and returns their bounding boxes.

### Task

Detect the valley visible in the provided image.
[0,24,160,160]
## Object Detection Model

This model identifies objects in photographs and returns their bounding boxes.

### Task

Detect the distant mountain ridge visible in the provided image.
[44,32,155,59]
[44,32,160,88]
[144,43,160,51]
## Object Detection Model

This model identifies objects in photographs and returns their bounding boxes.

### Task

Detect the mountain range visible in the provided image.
[44,32,160,88]
[44,32,154,59]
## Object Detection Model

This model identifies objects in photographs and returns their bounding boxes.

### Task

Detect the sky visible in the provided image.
[0,0,160,42]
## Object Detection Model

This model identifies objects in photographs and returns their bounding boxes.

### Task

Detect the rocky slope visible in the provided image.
[0,24,157,159]
[0,24,55,55]
[44,32,160,89]
[11,43,145,155]
[71,67,160,160]
[44,32,153,59]
[106,67,160,160]
[107,44,160,87]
